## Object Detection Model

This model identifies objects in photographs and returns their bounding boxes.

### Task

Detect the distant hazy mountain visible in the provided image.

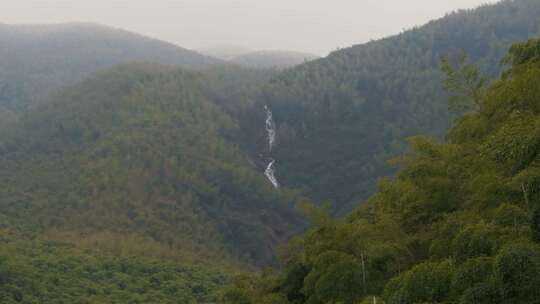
[198,46,319,69]
[2,0,540,301]
[241,0,540,214]
[196,45,255,61]
[0,22,222,114]
[230,50,320,69]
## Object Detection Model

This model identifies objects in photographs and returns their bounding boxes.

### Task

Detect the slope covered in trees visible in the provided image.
[0,230,228,304]
[2,0,540,302]
[197,47,319,68]
[196,46,256,61]
[223,36,540,304]
[0,63,305,269]
[0,22,221,117]
[249,0,540,213]
[229,50,319,69]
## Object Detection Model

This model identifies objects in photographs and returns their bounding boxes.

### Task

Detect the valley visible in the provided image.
[1,0,540,303]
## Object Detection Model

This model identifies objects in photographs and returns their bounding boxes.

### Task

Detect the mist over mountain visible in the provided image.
[2,0,540,303]
[0,22,221,116]
[251,0,540,213]
[198,47,320,69]
[229,50,320,69]
[238,35,540,304]
[0,63,305,268]
[196,46,256,61]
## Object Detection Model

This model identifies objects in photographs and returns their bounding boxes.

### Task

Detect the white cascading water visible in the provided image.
[264,159,279,188]
[263,105,279,188]
[264,105,276,151]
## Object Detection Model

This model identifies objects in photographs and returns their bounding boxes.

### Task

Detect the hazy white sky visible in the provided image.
[1,0,499,55]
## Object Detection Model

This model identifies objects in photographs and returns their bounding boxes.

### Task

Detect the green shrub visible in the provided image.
[494,242,540,303]
[382,260,451,304]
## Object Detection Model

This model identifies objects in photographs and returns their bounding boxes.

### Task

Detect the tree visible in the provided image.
[382,260,452,304]
[494,242,540,303]
[441,52,487,115]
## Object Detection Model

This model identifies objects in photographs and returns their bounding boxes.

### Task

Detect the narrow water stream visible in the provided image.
[263,105,279,188]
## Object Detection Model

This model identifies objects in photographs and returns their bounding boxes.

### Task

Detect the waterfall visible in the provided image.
[263,105,279,188]
[264,105,276,151]
[264,159,279,188]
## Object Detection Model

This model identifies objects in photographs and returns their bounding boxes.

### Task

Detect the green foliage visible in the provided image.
[504,38,540,67]
[451,223,500,263]
[280,262,310,303]
[3,1,540,302]
[0,63,305,267]
[221,287,253,304]
[0,231,228,303]
[311,260,363,303]
[492,203,529,228]
[532,207,540,242]
[494,242,540,303]
[458,283,500,304]
[237,36,540,304]
[382,260,452,304]
[357,296,384,304]
[302,251,364,304]
[243,0,540,213]
[0,23,221,116]
[451,257,495,300]
[441,52,487,114]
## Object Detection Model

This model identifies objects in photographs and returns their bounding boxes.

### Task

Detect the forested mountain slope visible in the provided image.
[0,23,221,116]
[250,0,540,213]
[0,63,304,268]
[196,46,255,61]
[0,231,228,303]
[2,1,540,302]
[229,50,319,69]
[224,36,540,304]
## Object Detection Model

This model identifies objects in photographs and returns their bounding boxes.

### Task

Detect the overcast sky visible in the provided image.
[1,0,499,55]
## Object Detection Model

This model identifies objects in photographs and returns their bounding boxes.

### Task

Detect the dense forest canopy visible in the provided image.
[0,22,222,118]
[0,63,306,268]
[223,36,540,304]
[1,0,540,302]
[228,50,320,69]
[252,0,540,214]
[0,231,228,304]
[197,47,320,69]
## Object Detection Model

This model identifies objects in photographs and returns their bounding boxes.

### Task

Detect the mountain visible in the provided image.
[0,63,305,269]
[223,35,540,304]
[198,47,320,69]
[0,233,229,303]
[2,0,540,302]
[0,22,222,115]
[229,50,320,69]
[243,0,540,214]
[197,45,255,61]
[3,0,535,270]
